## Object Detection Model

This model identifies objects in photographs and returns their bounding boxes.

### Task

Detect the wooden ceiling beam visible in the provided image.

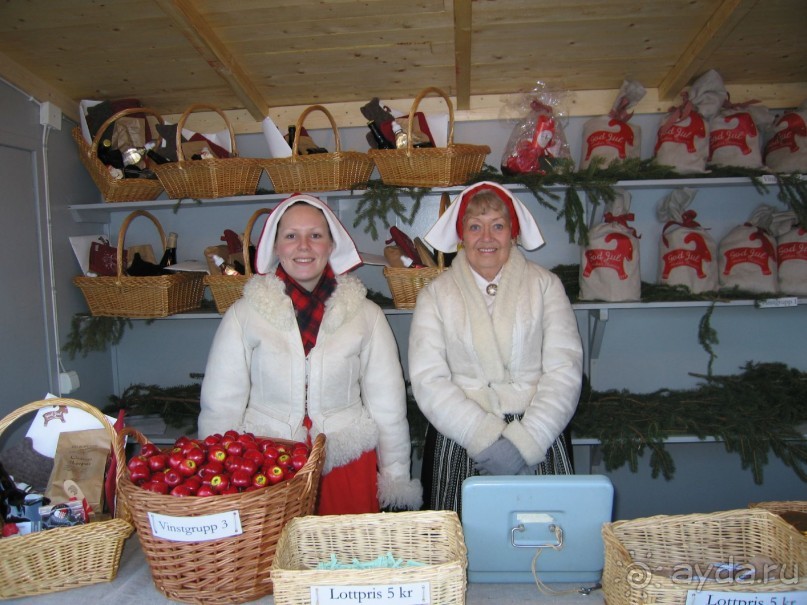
[153,0,270,120]
[658,0,760,101]
[453,0,472,110]
[0,52,79,123]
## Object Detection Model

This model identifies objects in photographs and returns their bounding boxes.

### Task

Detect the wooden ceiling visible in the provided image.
[1,0,805,133]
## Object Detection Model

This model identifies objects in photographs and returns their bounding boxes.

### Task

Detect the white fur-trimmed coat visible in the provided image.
[199,273,422,510]
[408,248,583,465]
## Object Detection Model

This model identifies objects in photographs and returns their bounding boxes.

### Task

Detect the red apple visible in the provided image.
[167,449,185,470]
[243,448,265,467]
[224,455,244,473]
[140,443,161,458]
[262,446,280,463]
[239,457,258,476]
[230,469,252,489]
[163,468,183,487]
[127,455,149,472]
[277,453,292,469]
[148,453,168,472]
[198,460,224,481]
[143,480,169,495]
[209,473,230,493]
[185,447,206,465]
[223,429,240,441]
[225,441,244,457]
[177,458,197,477]
[174,435,191,449]
[265,465,286,485]
[251,472,269,488]
[196,485,216,497]
[208,445,227,463]
[203,433,222,447]
[220,485,240,495]
[290,453,308,471]
[170,484,193,497]
[128,465,151,485]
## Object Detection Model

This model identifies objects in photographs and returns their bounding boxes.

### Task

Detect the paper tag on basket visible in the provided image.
[686,590,807,605]
[310,583,430,605]
[147,510,243,542]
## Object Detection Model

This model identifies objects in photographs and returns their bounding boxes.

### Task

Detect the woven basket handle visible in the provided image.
[291,104,342,160]
[115,209,167,281]
[0,397,130,523]
[406,86,455,153]
[299,433,327,505]
[175,103,238,162]
[90,106,165,157]
[242,208,273,277]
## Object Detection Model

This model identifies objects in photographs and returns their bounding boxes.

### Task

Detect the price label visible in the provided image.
[147,510,242,542]
[756,297,799,309]
[310,583,430,605]
[686,590,807,605]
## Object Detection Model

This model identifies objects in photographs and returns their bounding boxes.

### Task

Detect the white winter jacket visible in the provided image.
[408,247,583,465]
[199,272,421,509]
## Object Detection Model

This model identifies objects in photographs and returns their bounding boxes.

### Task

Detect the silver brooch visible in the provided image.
[485,283,498,296]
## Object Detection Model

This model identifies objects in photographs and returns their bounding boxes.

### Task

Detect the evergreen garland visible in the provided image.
[63,315,132,359]
[571,362,807,484]
[352,180,431,240]
[103,380,203,433]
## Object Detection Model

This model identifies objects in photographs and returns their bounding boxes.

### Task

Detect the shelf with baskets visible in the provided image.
[68,175,805,396]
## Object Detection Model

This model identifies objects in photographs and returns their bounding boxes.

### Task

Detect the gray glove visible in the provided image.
[474,437,528,476]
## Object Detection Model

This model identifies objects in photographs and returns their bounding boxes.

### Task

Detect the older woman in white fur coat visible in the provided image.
[409,182,583,513]
[199,194,422,514]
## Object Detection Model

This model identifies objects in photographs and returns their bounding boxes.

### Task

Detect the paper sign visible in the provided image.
[686,590,807,605]
[756,297,799,308]
[147,510,243,542]
[26,400,118,458]
[310,583,430,605]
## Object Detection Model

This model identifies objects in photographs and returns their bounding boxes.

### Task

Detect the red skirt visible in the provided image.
[317,449,379,515]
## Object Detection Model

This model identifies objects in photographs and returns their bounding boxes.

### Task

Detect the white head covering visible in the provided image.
[254,194,363,275]
[424,181,545,253]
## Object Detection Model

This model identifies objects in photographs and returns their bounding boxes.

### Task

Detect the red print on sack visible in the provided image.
[662,232,712,279]
[709,112,758,158]
[583,233,634,280]
[778,228,807,266]
[584,120,634,160]
[723,229,776,275]
[655,113,706,153]
[42,406,68,426]
[764,114,807,159]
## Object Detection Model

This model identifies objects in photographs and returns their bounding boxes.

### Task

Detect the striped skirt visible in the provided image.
[420,416,573,515]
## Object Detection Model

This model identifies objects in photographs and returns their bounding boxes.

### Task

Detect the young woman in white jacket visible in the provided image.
[199,194,422,514]
[409,182,584,513]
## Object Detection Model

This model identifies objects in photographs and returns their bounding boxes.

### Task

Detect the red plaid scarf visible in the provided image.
[276,263,337,356]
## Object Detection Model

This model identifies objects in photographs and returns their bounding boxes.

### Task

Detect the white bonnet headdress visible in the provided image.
[254,194,362,275]
[424,181,545,253]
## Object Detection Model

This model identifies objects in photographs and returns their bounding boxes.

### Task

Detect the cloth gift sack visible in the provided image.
[708,99,773,169]
[580,189,642,301]
[718,204,778,294]
[654,69,728,174]
[657,188,718,293]
[772,210,807,296]
[580,79,646,170]
[764,100,807,173]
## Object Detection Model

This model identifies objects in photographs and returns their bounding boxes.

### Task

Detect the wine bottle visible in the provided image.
[287,125,298,153]
[159,232,178,268]
[212,254,241,276]
[0,462,28,510]
[144,141,171,164]
[367,121,394,149]
[97,138,124,169]
[126,252,164,276]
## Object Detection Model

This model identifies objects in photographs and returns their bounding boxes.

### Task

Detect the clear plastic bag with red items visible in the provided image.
[501,82,572,175]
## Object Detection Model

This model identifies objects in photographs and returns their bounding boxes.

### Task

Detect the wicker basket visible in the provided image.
[73,210,205,318]
[0,398,134,599]
[602,508,807,605]
[259,104,375,193]
[204,207,272,313]
[383,192,448,309]
[118,428,326,605]
[272,510,467,605]
[368,87,490,187]
[153,104,263,199]
[72,106,166,202]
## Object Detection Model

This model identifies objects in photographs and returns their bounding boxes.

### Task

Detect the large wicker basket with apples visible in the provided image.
[117,427,325,605]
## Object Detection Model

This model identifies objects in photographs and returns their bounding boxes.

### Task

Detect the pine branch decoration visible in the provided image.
[353,180,430,240]
[572,362,807,483]
[63,315,132,359]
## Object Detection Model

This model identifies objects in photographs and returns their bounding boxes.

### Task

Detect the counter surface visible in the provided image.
[3,536,606,604]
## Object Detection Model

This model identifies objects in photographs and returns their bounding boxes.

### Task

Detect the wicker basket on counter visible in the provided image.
[602,508,807,605]
[153,104,263,199]
[259,104,375,193]
[118,428,326,604]
[272,510,468,605]
[73,210,205,318]
[0,398,133,599]
[204,207,272,313]
[368,87,490,187]
[72,106,166,202]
